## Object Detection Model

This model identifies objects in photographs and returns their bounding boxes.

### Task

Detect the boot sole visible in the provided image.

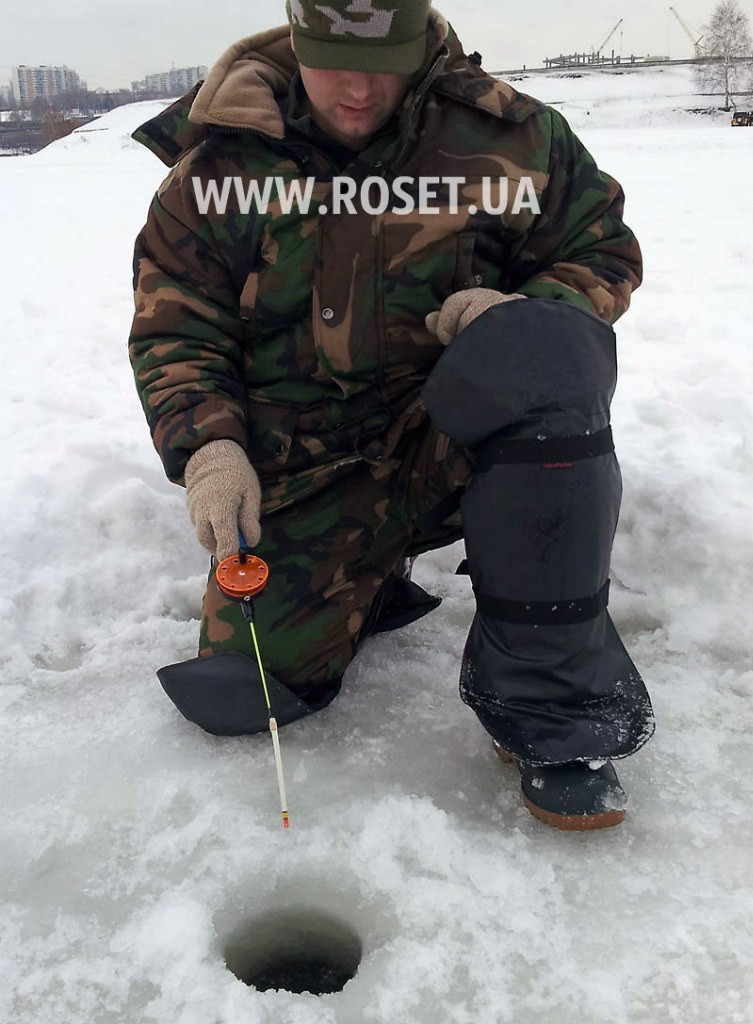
[493,743,626,832]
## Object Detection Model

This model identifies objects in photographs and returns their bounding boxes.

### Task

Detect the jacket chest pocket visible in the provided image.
[239,224,319,386]
[381,199,483,312]
[379,173,517,308]
[239,240,315,333]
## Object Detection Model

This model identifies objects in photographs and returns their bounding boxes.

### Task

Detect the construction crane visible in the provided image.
[592,18,624,56]
[669,7,706,58]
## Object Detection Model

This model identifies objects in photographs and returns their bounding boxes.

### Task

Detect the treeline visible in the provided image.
[0,87,182,155]
[1,86,179,119]
[0,113,93,155]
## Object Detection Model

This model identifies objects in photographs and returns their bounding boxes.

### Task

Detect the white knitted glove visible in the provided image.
[184,440,261,560]
[425,288,527,345]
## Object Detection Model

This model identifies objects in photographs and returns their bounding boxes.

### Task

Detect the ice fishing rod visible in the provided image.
[215,533,290,829]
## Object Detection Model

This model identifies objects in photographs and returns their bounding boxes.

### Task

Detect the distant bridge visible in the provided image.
[492,55,751,77]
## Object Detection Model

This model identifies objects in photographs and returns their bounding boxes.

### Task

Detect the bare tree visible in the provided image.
[42,107,77,145]
[696,0,753,108]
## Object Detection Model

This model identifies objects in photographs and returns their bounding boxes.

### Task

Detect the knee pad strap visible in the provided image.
[475,427,614,472]
[473,580,610,626]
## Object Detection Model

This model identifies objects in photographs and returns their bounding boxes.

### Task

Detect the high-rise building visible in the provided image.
[143,71,172,94]
[136,66,208,96]
[14,65,84,104]
[169,66,207,92]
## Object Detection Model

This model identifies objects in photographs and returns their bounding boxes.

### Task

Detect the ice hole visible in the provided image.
[223,906,363,995]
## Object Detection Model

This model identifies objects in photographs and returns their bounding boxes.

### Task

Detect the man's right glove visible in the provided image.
[184,439,262,561]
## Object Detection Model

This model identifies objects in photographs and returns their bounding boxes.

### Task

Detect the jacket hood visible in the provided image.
[132,7,542,167]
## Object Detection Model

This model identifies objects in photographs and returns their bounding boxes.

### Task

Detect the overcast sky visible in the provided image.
[0,0,744,91]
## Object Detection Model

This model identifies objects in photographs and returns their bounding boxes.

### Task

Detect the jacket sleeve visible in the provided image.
[509,107,642,324]
[128,169,248,485]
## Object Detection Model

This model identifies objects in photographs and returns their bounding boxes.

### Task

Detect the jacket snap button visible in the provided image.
[474,274,484,285]
[321,307,335,321]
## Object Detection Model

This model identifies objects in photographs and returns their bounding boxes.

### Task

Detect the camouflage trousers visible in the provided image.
[198,417,473,696]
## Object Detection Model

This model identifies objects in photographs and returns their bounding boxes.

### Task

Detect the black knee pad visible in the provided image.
[423,297,622,603]
[422,297,617,447]
[422,299,654,764]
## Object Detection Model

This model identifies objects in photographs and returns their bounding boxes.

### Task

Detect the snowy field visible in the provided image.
[502,64,747,130]
[1,70,752,1024]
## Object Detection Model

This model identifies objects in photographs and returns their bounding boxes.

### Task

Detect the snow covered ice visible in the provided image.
[2,69,753,1023]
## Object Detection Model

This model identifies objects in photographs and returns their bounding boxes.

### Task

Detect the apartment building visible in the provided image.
[14,65,83,104]
[132,66,208,96]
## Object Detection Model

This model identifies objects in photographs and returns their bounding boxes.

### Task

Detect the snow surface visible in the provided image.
[1,72,752,1024]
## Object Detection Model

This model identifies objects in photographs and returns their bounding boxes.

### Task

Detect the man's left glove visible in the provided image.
[184,439,262,561]
[425,288,526,345]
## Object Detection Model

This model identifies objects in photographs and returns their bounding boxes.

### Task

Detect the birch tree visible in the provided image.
[696,0,753,108]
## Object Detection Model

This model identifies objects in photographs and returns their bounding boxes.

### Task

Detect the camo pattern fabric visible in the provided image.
[286,0,422,40]
[199,416,471,692]
[129,12,643,517]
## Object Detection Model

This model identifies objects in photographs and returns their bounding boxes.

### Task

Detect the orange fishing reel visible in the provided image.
[215,531,269,601]
[216,552,269,600]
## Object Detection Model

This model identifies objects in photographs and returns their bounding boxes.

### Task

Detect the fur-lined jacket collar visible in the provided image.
[133,8,540,167]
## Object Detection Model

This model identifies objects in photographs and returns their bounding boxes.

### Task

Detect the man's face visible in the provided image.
[292,36,411,150]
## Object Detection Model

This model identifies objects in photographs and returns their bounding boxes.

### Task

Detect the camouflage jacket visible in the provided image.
[128,10,642,512]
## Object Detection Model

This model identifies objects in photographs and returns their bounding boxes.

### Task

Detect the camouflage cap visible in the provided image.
[286,0,430,74]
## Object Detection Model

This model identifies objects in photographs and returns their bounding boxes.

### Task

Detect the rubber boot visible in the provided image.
[494,742,627,830]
